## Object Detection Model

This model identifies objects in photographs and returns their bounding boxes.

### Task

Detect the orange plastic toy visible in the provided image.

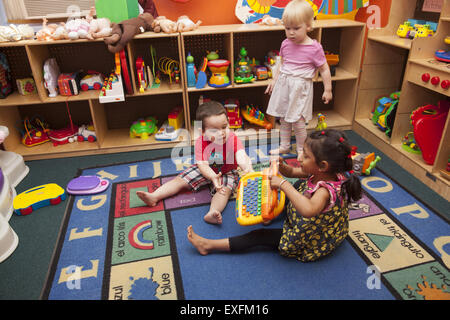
[236,160,285,226]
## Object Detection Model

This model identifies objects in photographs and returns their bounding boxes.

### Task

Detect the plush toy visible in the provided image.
[259,15,283,26]
[36,18,58,41]
[0,126,8,144]
[86,7,112,40]
[65,18,90,40]
[152,16,177,33]
[104,12,156,53]
[51,23,69,40]
[0,24,34,42]
[176,15,202,32]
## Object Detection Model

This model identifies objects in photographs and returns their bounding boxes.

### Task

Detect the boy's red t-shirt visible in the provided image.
[194,131,244,174]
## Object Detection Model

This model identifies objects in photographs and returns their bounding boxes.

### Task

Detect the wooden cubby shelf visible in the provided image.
[1,19,365,163]
[354,0,450,199]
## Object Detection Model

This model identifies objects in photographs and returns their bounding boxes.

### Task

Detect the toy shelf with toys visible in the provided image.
[180,20,365,142]
[1,19,364,162]
[354,0,450,199]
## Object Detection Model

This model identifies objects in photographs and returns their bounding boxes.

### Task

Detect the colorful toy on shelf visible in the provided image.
[352,149,381,176]
[224,99,243,129]
[148,45,160,88]
[136,57,148,93]
[253,65,269,80]
[264,50,280,78]
[43,58,60,98]
[130,117,158,140]
[236,160,285,226]
[77,124,97,142]
[58,72,83,96]
[13,183,66,216]
[168,106,184,130]
[0,52,12,99]
[435,49,450,62]
[241,104,272,130]
[411,101,450,165]
[235,47,255,84]
[195,57,208,89]
[16,78,36,95]
[396,20,415,38]
[208,59,231,88]
[397,19,437,39]
[99,52,125,103]
[315,113,327,131]
[372,92,400,136]
[158,57,180,84]
[80,71,103,91]
[440,156,450,181]
[325,52,339,76]
[186,52,196,87]
[119,49,133,95]
[155,106,183,141]
[49,100,78,146]
[402,132,421,154]
[19,117,51,147]
[67,175,109,195]
[415,24,436,38]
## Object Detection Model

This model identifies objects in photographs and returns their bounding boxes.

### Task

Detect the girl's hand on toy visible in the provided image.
[278,156,291,176]
[322,90,332,104]
[269,174,284,190]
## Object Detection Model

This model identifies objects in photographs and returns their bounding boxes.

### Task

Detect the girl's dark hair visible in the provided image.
[306,129,362,202]
[196,101,227,130]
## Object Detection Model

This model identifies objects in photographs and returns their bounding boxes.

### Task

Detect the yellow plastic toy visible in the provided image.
[13,183,66,216]
[315,113,327,131]
[241,104,272,130]
[415,24,434,38]
[236,161,285,226]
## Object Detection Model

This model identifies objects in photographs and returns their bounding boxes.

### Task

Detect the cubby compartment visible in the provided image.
[92,94,188,151]
[0,45,40,106]
[129,33,183,95]
[26,41,116,102]
[1,100,98,160]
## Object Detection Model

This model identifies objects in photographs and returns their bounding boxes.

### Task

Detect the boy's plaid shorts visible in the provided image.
[179,164,239,194]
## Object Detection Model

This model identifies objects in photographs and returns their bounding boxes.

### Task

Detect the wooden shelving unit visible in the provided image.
[354,0,450,199]
[0,19,365,161]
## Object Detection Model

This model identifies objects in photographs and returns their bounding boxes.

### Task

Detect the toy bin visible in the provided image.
[0,214,19,263]
[0,150,29,188]
[0,168,15,221]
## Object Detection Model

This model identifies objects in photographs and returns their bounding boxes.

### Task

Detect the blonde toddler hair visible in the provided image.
[282,0,315,30]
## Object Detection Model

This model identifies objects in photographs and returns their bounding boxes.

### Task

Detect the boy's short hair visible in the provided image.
[282,0,314,29]
[196,101,227,129]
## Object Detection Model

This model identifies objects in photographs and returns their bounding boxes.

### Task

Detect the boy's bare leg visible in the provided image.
[187,225,230,255]
[203,186,232,224]
[136,176,189,207]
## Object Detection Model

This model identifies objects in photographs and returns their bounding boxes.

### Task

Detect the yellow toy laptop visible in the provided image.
[236,161,285,226]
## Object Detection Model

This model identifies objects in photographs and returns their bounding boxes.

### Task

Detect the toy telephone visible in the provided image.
[236,161,285,226]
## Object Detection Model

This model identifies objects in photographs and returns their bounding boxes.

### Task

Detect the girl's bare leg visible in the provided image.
[137,176,189,207]
[187,225,230,255]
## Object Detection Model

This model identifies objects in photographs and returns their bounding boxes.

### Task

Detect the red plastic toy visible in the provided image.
[411,101,449,165]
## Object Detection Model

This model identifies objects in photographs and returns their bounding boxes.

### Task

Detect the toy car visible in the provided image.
[80,72,103,91]
[13,183,66,216]
[77,124,97,142]
[130,117,158,140]
[224,99,243,129]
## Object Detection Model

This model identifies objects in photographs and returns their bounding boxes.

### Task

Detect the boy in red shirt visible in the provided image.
[137,101,253,224]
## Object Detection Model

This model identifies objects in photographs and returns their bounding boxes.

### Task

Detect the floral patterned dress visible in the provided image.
[278,174,349,262]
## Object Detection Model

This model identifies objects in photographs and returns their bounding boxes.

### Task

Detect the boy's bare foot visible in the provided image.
[187,225,210,255]
[136,191,159,207]
[203,210,223,224]
[269,147,290,155]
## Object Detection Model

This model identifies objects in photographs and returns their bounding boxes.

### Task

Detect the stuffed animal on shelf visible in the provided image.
[152,16,177,33]
[259,15,283,26]
[103,12,156,53]
[176,15,202,32]
[36,18,58,41]
[65,18,90,40]
[86,7,112,40]
[0,24,34,42]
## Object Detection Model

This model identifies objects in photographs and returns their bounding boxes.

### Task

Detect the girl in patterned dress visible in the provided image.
[187,129,362,262]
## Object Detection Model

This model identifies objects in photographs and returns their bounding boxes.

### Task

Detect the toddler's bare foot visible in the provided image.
[136,191,159,207]
[269,147,290,155]
[203,210,223,224]
[187,225,210,255]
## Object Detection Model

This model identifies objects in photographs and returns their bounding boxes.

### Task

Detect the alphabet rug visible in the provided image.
[41,152,450,300]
